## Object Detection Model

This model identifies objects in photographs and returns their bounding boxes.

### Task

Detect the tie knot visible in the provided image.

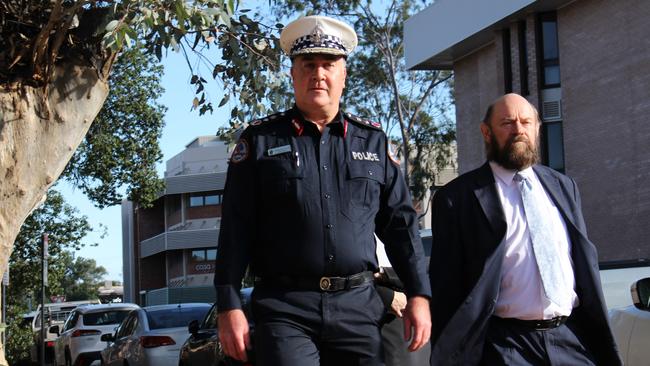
[513,172,527,183]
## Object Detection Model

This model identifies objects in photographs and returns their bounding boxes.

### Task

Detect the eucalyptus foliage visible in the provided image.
[0,0,293,207]
[62,45,166,208]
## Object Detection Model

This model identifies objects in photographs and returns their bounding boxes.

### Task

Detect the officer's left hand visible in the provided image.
[402,295,431,352]
[390,291,407,317]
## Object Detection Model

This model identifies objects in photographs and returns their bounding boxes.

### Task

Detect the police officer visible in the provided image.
[214,15,431,366]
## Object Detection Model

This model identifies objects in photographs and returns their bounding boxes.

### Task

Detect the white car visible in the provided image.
[100,303,211,366]
[609,276,650,365]
[30,299,101,365]
[51,303,139,366]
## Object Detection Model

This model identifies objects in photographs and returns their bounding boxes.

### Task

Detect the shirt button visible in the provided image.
[321,140,326,144]
[324,193,331,199]
[322,165,328,170]
[326,224,333,229]
[328,254,335,261]
[368,170,373,176]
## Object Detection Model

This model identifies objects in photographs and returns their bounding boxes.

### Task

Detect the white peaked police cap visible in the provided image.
[280,15,358,58]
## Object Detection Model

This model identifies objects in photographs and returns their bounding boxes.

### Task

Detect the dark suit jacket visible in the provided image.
[429,162,621,366]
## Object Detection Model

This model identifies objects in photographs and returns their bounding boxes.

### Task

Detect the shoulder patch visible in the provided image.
[230,139,249,164]
[344,112,383,131]
[388,141,401,165]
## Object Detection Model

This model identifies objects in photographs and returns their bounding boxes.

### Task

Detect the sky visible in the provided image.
[65,49,233,281]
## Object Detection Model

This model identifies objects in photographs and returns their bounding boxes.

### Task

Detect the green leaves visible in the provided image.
[62,45,166,208]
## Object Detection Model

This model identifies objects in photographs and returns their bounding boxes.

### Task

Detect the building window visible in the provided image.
[537,11,564,173]
[502,28,512,93]
[518,20,529,95]
[189,191,223,207]
[542,122,565,173]
[191,249,217,262]
[537,12,560,88]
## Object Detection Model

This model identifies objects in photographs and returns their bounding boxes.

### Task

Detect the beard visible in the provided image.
[486,132,540,170]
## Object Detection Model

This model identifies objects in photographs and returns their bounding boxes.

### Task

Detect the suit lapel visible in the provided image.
[473,162,507,237]
[532,165,578,229]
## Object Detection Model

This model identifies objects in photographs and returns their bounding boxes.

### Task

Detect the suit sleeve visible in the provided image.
[374,137,431,299]
[214,132,256,312]
[429,186,464,343]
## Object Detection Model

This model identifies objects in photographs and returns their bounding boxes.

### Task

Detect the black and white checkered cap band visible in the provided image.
[290,34,347,55]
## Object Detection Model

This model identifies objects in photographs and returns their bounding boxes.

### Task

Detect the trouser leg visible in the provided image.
[320,285,386,366]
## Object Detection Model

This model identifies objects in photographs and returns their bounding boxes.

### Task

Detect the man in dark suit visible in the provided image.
[429,93,621,365]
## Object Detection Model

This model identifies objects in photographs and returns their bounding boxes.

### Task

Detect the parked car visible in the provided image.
[51,302,139,366]
[609,277,650,365]
[179,288,254,366]
[30,299,101,365]
[100,303,211,366]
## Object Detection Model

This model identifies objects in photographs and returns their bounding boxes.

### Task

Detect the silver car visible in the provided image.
[100,303,211,366]
[52,303,139,366]
[609,277,650,366]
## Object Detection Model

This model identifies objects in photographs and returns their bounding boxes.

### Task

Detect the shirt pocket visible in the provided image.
[258,158,304,198]
[341,162,385,221]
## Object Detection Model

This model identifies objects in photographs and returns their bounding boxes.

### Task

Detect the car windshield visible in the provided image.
[146,306,210,330]
[83,310,132,326]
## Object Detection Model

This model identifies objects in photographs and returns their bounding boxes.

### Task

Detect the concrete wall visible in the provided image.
[454,41,501,173]
[558,0,650,261]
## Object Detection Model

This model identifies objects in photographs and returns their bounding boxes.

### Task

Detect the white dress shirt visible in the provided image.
[490,162,578,320]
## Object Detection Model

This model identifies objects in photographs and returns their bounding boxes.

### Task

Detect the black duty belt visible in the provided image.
[494,315,569,330]
[257,271,374,292]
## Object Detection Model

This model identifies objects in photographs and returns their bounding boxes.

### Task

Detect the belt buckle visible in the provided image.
[550,318,558,328]
[320,277,331,291]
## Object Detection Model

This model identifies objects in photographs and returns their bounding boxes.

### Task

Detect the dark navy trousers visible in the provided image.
[480,315,597,366]
[252,283,386,366]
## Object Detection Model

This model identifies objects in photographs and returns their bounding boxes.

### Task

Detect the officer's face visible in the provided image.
[291,54,347,115]
[481,93,540,170]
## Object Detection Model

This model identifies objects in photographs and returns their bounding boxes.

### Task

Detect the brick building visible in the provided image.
[122,136,229,305]
[405,0,650,262]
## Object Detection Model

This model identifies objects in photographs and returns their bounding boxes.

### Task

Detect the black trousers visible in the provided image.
[481,316,597,366]
[252,283,386,366]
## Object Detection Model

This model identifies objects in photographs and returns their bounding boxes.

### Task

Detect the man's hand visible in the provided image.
[390,291,407,317]
[218,309,251,362]
[402,295,431,352]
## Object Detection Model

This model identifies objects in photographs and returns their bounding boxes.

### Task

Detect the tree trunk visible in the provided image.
[0,63,109,364]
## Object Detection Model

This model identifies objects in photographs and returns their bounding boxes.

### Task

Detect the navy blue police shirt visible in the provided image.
[214,107,431,311]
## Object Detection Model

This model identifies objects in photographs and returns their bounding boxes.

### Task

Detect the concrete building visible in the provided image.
[405,0,650,262]
[122,136,229,305]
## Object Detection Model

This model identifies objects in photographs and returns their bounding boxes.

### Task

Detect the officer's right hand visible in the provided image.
[218,309,250,362]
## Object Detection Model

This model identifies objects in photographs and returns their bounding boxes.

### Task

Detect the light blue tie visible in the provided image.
[514,172,565,306]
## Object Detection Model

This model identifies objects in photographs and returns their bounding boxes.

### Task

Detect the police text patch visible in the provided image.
[352,151,380,162]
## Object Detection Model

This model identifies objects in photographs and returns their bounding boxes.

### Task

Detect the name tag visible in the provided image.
[352,151,380,162]
[267,144,292,156]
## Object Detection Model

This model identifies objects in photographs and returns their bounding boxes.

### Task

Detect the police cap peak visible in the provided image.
[280,15,358,58]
